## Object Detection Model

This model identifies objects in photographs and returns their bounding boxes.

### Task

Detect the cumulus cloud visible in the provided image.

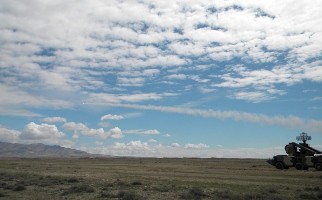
[108,127,123,139]
[21,122,65,140]
[1,0,322,111]
[171,143,181,147]
[63,122,123,139]
[0,125,21,142]
[0,123,73,147]
[1,0,322,156]
[86,140,286,158]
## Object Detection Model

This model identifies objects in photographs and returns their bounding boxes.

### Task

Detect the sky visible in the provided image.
[1,0,322,158]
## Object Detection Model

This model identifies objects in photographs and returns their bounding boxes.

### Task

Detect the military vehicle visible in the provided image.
[267,132,322,170]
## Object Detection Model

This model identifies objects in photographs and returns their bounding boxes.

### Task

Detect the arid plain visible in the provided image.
[0,157,321,199]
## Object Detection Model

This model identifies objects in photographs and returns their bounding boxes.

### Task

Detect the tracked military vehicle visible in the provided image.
[267,132,322,170]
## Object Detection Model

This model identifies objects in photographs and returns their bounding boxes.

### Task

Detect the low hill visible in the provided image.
[0,141,95,158]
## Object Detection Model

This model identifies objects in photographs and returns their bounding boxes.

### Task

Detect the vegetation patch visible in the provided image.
[131,181,143,186]
[12,184,26,191]
[118,190,142,200]
[212,190,234,199]
[0,158,322,199]
[62,184,95,195]
[181,187,208,200]
[268,188,278,194]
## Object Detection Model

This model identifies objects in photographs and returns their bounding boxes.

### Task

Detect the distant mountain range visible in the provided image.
[0,141,100,158]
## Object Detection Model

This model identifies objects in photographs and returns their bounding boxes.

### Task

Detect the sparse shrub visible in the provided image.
[12,184,26,191]
[0,193,5,197]
[62,184,94,195]
[66,177,79,183]
[115,179,129,186]
[118,190,142,200]
[181,187,208,200]
[213,190,233,199]
[268,188,278,194]
[299,192,317,199]
[153,184,170,192]
[99,191,116,198]
[317,192,322,199]
[0,182,6,189]
[131,181,142,186]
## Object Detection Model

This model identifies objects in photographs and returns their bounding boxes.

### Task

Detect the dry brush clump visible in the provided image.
[62,184,95,195]
[180,187,208,200]
[299,187,322,200]
[118,190,143,200]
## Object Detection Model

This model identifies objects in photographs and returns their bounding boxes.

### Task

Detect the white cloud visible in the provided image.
[0,123,73,147]
[108,127,123,139]
[41,117,67,123]
[123,129,160,135]
[86,92,177,104]
[21,122,65,140]
[148,139,157,143]
[1,0,322,112]
[171,143,181,147]
[101,114,124,121]
[0,85,72,109]
[106,103,322,133]
[63,122,123,139]
[87,140,285,158]
[184,143,209,149]
[0,108,41,117]
[166,74,187,80]
[198,87,216,94]
[117,77,145,87]
[232,91,274,103]
[0,125,21,142]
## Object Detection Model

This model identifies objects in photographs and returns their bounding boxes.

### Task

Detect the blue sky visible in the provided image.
[1,0,322,158]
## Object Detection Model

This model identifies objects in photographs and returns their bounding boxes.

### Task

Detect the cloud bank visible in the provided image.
[103,103,322,133]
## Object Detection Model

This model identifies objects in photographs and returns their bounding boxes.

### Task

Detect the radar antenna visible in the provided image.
[296,132,311,144]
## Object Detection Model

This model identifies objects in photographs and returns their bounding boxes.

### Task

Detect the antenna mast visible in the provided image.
[296,132,311,144]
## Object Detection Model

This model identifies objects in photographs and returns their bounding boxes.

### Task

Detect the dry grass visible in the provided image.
[0,157,321,199]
